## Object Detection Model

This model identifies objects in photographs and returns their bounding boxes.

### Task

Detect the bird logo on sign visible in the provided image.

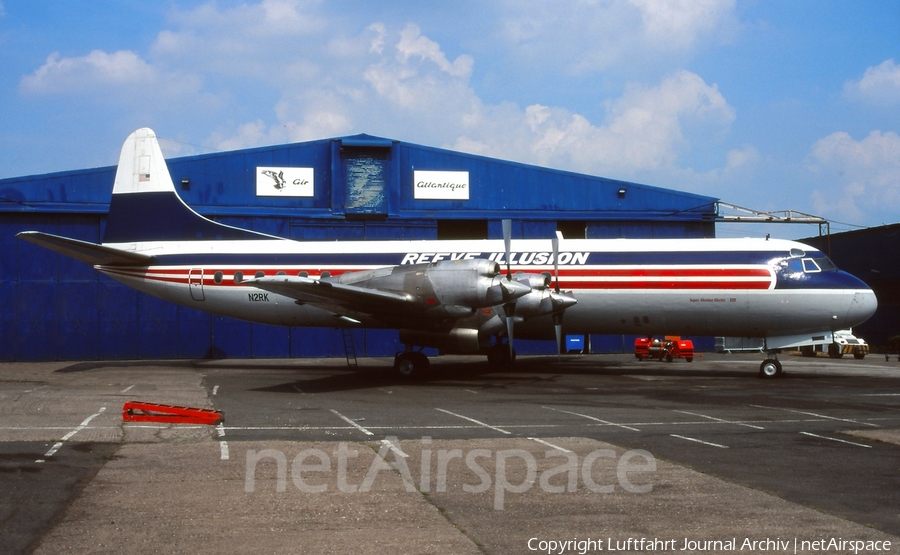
[261,169,287,190]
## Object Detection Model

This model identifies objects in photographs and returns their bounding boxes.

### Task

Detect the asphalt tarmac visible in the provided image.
[2,352,899,554]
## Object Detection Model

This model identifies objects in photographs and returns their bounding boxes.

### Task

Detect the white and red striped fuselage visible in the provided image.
[97,236,877,345]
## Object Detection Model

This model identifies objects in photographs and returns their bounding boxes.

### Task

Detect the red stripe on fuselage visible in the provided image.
[100,266,774,291]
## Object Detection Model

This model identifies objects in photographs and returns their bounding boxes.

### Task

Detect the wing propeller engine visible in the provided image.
[246,220,576,362]
[489,220,578,361]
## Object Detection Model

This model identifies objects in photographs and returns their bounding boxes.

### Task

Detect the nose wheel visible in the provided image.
[759,358,783,379]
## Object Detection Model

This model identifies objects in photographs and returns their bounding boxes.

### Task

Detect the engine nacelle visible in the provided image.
[513,272,551,290]
[423,259,531,308]
[399,327,489,353]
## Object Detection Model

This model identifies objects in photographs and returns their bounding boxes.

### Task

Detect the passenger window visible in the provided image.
[802,258,821,273]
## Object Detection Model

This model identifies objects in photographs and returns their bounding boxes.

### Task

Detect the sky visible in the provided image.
[0,0,897,239]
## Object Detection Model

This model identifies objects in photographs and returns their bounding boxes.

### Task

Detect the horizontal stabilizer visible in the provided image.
[16,231,154,266]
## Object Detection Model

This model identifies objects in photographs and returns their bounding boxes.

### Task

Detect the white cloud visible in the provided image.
[497,0,737,74]
[396,24,473,78]
[20,50,156,94]
[844,59,900,106]
[447,69,734,177]
[18,49,204,104]
[629,0,736,49]
[725,146,759,170]
[808,130,900,224]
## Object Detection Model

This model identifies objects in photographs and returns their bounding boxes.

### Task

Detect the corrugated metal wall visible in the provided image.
[0,134,719,361]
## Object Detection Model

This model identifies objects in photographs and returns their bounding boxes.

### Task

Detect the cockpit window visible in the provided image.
[802,258,821,273]
[816,256,837,271]
[790,248,806,258]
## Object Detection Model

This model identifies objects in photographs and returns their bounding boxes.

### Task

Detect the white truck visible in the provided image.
[799,329,869,359]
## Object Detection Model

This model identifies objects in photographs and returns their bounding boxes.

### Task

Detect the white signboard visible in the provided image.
[256,167,314,197]
[414,170,469,200]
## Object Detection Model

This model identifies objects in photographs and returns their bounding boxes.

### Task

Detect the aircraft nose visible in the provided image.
[844,288,878,328]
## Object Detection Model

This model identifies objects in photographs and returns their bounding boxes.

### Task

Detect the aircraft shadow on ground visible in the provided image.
[244,355,841,395]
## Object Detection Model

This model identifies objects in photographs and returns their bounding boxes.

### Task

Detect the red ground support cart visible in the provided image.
[634,336,694,362]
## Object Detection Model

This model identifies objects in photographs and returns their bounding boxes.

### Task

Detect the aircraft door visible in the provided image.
[189,269,205,301]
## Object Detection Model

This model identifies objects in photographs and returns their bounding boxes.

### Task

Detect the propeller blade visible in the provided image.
[553,312,563,361]
[552,231,572,362]
[505,303,516,361]
[502,219,512,280]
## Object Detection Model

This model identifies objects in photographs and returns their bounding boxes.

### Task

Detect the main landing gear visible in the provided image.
[393,350,429,379]
[393,341,517,378]
[758,357,783,379]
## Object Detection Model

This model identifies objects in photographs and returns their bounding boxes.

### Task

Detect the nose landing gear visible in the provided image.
[759,357,783,379]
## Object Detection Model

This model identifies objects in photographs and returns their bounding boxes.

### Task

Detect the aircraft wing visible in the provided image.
[16,231,155,266]
[246,275,417,318]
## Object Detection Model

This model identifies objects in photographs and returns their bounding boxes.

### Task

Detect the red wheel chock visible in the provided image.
[122,401,223,425]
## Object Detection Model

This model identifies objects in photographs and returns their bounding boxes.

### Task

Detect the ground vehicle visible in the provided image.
[799,329,868,359]
[635,337,694,362]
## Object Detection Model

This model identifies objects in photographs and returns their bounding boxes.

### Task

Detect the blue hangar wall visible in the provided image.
[0,133,718,362]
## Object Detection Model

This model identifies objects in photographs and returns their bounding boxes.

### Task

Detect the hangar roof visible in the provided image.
[0,133,717,223]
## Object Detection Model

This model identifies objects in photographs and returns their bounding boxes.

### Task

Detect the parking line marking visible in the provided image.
[674,409,764,430]
[212,385,219,396]
[37,407,106,463]
[528,437,573,453]
[543,406,641,431]
[799,431,872,448]
[435,408,511,435]
[671,434,729,448]
[217,423,229,460]
[330,409,374,436]
[751,404,879,427]
[120,384,135,394]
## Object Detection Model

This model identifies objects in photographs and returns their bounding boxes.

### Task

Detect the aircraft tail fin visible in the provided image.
[103,128,274,244]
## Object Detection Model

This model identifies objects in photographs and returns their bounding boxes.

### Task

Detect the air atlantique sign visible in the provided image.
[256,167,314,197]
[414,170,469,200]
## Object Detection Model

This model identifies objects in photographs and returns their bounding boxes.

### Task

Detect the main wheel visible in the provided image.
[759,359,782,379]
[394,352,429,378]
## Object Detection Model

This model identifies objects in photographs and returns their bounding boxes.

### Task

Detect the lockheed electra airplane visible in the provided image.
[18,128,878,378]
